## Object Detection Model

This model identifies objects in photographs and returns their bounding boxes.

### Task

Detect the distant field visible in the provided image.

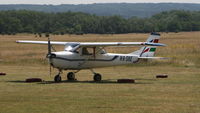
[0,32,200,67]
[0,32,200,113]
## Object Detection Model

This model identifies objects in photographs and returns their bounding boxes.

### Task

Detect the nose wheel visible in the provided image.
[54,70,62,82]
[54,74,62,82]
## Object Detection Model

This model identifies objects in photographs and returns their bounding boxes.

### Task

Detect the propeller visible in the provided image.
[47,38,52,76]
[46,37,57,76]
[48,38,51,56]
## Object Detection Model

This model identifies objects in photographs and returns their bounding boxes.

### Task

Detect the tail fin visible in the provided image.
[131,32,161,57]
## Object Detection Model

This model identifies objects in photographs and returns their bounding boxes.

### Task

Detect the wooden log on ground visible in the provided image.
[0,72,6,76]
[26,78,43,82]
[156,74,168,78]
[117,79,135,83]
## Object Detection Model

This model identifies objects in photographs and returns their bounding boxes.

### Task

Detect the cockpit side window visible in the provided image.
[82,47,93,55]
[100,49,106,54]
[99,47,107,54]
[80,47,107,56]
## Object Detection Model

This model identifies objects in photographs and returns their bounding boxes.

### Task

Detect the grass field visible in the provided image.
[0,32,200,113]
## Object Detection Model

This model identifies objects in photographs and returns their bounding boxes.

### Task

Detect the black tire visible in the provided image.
[67,72,75,80]
[93,73,102,82]
[54,75,62,82]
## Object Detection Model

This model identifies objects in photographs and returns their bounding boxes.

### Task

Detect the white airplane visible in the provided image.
[16,32,166,82]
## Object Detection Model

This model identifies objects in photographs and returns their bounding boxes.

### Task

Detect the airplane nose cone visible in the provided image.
[50,53,56,58]
[46,53,56,58]
[47,53,57,67]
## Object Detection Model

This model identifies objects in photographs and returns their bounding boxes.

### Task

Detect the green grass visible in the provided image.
[0,65,200,113]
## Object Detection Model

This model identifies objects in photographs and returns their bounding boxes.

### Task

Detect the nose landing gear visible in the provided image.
[54,70,62,82]
[54,74,62,82]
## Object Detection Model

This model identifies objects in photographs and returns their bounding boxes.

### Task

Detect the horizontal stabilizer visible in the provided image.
[143,42,166,47]
[138,57,168,60]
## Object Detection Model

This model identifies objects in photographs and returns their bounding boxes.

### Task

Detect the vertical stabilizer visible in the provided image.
[131,32,160,57]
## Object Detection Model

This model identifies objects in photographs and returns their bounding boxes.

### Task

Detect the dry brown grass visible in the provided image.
[0,32,200,67]
[0,32,200,113]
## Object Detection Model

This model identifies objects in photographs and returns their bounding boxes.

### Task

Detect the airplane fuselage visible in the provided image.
[51,51,139,70]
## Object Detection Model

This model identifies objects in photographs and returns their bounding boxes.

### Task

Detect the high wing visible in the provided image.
[16,40,166,47]
[16,40,67,45]
[79,42,166,47]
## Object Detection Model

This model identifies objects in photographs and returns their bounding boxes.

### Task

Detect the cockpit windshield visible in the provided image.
[64,42,79,51]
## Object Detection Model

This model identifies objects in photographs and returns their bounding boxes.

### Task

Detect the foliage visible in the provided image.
[1,3,200,18]
[0,10,200,34]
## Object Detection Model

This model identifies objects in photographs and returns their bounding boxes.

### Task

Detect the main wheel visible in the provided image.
[67,72,76,80]
[93,73,102,82]
[54,75,62,82]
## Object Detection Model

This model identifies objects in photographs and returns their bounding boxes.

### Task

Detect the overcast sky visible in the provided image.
[0,0,200,5]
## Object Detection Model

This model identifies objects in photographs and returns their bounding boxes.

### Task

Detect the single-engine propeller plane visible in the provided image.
[16,32,166,82]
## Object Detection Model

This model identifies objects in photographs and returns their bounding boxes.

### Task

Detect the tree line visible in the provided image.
[1,3,200,18]
[0,10,200,35]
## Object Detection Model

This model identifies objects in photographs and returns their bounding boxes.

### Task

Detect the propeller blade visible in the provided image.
[49,63,52,76]
[47,38,52,76]
[48,38,51,55]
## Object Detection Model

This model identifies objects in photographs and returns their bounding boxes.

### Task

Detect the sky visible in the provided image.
[0,0,200,5]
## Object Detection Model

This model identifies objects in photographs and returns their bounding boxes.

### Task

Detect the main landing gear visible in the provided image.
[90,69,102,82]
[67,72,76,81]
[93,73,102,82]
